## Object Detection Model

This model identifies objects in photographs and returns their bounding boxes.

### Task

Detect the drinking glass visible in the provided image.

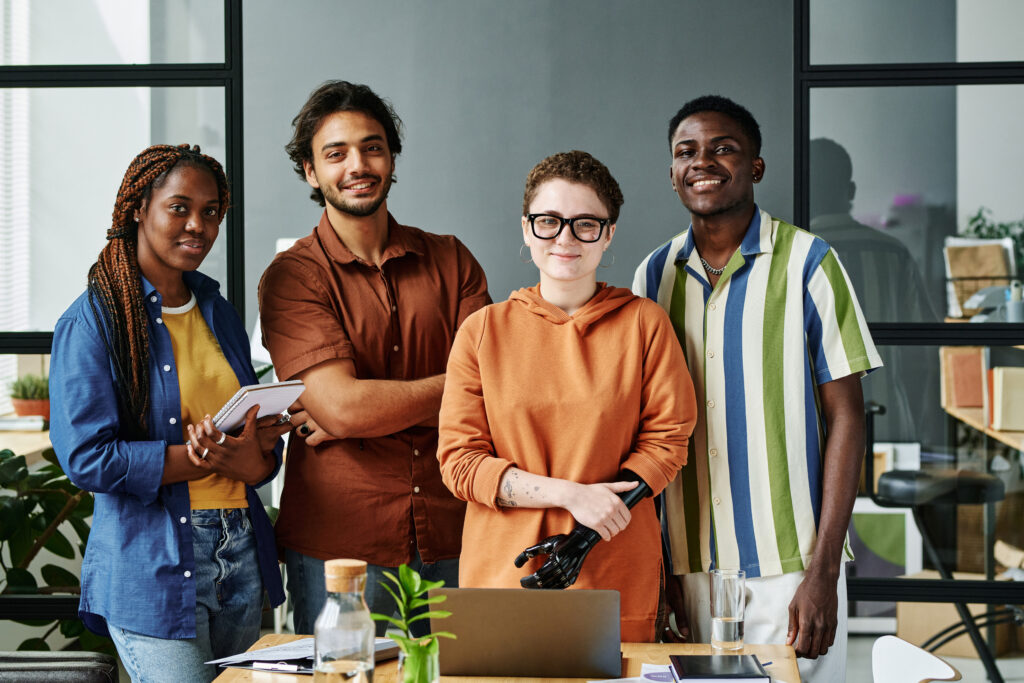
[710,568,745,650]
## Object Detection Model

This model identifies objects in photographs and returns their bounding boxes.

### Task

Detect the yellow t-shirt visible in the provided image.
[162,294,248,510]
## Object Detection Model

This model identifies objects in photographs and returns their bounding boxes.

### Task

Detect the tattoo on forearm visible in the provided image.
[498,470,518,507]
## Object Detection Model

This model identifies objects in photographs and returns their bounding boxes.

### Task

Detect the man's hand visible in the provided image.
[786,569,839,658]
[289,406,340,447]
[663,573,690,643]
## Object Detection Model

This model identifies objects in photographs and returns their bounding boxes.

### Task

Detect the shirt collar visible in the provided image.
[675,205,773,262]
[315,210,425,266]
[140,270,219,303]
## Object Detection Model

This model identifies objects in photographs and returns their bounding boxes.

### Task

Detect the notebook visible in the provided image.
[669,654,769,681]
[212,379,304,433]
[432,587,621,677]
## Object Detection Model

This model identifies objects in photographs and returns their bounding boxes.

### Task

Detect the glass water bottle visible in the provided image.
[314,558,375,682]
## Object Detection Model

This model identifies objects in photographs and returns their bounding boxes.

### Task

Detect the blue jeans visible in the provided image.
[285,547,459,637]
[110,508,263,683]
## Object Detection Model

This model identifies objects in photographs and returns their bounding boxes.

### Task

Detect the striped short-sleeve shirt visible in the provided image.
[632,207,882,578]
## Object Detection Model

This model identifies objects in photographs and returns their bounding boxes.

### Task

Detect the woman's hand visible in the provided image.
[185,406,275,486]
[563,480,638,542]
[255,412,293,453]
[289,408,340,447]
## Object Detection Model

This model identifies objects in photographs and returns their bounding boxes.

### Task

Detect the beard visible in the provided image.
[321,173,393,217]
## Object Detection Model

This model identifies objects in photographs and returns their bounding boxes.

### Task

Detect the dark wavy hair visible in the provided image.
[87,144,229,437]
[285,80,403,206]
[668,95,762,156]
[522,151,624,223]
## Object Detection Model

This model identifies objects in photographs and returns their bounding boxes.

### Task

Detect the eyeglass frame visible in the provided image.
[525,213,610,243]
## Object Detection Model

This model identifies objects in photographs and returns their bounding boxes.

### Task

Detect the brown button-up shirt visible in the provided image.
[258,212,490,565]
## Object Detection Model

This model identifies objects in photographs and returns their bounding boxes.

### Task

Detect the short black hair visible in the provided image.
[667,95,762,156]
[286,80,403,206]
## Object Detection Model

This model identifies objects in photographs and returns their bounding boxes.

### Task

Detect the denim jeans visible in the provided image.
[110,508,264,683]
[285,547,459,637]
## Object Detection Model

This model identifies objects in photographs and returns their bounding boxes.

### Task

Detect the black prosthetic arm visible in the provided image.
[515,470,653,589]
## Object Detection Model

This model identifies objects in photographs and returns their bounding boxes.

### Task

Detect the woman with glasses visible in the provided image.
[438,150,696,642]
[49,144,289,681]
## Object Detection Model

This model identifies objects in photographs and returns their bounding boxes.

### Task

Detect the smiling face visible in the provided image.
[303,109,395,219]
[522,178,616,288]
[135,163,222,283]
[669,110,764,220]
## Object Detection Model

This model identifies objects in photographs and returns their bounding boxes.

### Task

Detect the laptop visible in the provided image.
[432,587,621,678]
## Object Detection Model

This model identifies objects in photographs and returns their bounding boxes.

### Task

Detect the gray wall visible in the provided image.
[243,0,794,330]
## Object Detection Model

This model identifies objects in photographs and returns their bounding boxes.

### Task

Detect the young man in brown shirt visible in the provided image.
[258,81,490,635]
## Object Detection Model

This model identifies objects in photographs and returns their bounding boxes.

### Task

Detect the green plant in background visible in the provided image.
[7,374,49,400]
[963,207,1024,275]
[371,564,455,683]
[0,448,111,654]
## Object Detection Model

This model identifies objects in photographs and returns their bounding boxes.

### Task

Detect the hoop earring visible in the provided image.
[520,244,532,263]
[599,251,615,269]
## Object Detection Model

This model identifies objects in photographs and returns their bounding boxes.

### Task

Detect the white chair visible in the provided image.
[872,635,961,683]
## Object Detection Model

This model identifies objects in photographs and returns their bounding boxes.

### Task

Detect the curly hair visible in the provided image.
[522,151,624,223]
[87,144,229,436]
[285,80,403,206]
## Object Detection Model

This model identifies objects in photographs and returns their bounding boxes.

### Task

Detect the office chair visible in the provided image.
[864,403,1013,683]
[872,635,961,683]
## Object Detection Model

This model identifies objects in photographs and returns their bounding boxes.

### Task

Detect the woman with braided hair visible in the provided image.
[50,144,290,682]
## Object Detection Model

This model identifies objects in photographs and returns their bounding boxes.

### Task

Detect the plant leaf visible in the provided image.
[0,496,27,541]
[369,613,406,631]
[76,629,117,656]
[41,564,79,589]
[408,594,447,610]
[379,582,407,619]
[69,492,94,519]
[0,454,28,486]
[380,570,407,603]
[41,448,59,466]
[398,564,419,597]
[17,638,50,651]
[59,619,86,638]
[406,609,451,624]
[11,619,51,627]
[43,528,75,559]
[428,630,457,640]
[69,516,91,544]
[5,567,38,593]
[8,523,33,566]
[418,577,446,593]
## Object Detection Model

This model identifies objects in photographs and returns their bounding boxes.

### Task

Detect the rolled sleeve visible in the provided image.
[453,237,491,327]
[437,310,513,510]
[619,301,696,496]
[258,255,355,381]
[50,315,166,505]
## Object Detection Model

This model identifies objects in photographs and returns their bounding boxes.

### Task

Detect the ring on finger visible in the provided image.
[200,447,209,459]
[215,433,226,446]
[298,423,311,437]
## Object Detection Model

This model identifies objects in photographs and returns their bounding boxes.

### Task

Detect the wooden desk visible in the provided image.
[0,429,51,466]
[214,634,800,683]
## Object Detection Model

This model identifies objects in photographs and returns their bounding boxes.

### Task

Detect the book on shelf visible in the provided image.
[940,346,984,408]
[991,367,1024,432]
[0,415,47,431]
[669,654,769,681]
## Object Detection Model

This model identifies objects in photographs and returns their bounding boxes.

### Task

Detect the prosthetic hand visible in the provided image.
[515,470,652,589]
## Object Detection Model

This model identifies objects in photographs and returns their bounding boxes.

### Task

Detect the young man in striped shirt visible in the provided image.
[633,95,882,683]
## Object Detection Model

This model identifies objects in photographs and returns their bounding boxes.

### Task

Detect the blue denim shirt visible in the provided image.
[49,271,285,639]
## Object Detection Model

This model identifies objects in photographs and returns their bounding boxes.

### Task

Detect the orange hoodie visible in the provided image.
[438,284,697,642]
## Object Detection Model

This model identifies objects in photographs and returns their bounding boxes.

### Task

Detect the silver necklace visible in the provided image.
[699,255,725,276]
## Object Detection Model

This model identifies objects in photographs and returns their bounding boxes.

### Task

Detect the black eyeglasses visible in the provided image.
[526,213,609,243]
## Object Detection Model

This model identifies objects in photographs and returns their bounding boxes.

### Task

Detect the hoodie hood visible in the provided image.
[508,283,635,335]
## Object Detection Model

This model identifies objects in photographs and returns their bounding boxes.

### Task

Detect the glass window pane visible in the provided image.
[809,84,1024,322]
[810,0,1024,65]
[0,86,227,333]
[851,344,1019,637]
[1,0,224,66]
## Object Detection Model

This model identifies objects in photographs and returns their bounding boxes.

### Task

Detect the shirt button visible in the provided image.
[184,570,192,578]
[392,305,398,312]
[179,516,187,524]
[393,345,399,352]
[169,417,177,425]
[413,449,420,456]
[155,317,163,325]
[413,486,420,493]
[163,364,171,372]
[150,295,158,303]
[707,400,715,409]
[709,303,717,311]
[713,497,721,505]
[707,350,715,358]
[710,448,718,457]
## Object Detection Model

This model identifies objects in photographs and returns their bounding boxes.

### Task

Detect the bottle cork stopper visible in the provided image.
[324,559,368,578]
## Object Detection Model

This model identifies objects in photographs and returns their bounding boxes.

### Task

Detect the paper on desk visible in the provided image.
[588,663,674,683]
[206,637,395,665]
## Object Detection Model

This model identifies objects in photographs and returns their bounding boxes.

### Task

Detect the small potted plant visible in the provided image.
[8,373,49,422]
[370,564,455,683]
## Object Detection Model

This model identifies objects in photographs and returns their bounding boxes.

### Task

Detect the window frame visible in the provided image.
[0,0,245,355]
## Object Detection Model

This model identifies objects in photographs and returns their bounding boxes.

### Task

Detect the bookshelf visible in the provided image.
[944,405,1024,452]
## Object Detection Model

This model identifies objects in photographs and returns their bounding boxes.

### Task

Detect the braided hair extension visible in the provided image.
[86,144,230,437]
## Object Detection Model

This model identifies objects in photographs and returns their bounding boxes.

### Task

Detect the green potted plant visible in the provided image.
[8,374,50,422]
[963,207,1024,275]
[370,564,455,683]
